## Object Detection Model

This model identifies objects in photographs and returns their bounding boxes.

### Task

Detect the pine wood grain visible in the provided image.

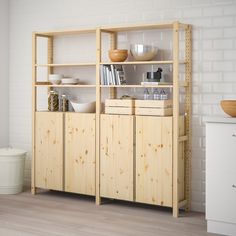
[136,116,172,207]
[100,114,134,201]
[65,113,96,196]
[35,112,63,191]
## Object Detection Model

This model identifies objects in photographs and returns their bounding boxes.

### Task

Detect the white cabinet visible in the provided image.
[206,118,236,236]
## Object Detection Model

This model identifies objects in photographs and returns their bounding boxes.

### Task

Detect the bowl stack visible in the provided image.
[49,74,63,84]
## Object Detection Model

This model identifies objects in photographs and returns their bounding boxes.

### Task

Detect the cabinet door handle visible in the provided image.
[232,134,236,137]
[232,184,236,188]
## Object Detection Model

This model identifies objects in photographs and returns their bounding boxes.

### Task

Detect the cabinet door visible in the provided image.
[206,123,236,224]
[136,116,172,207]
[35,112,63,191]
[100,114,134,201]
[65,113,95,196]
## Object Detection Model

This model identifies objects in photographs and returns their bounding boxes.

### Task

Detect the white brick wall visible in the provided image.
[8,0,236,212]
[0,0,9,147]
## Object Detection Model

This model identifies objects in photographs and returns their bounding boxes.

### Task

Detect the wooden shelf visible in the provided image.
[36,111,96,114]
[32,22,192,218]
[35,63,96,67]
[35,28,96,37]
[101,61,173,65]
[35,83,187,88]
[100,84,173,88]
[100,81,188,88]
[35,23,189,37]
[100,22,190,32]
[100,60,186,65]
[35,82,96,88]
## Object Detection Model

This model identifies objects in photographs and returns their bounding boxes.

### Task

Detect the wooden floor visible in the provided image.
[0,189,219,236]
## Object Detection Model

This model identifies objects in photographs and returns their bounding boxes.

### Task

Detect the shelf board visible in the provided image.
[35,82,187,88]
[36,111,96,114]
[35,63,96,67]
[35,22,189,37]
[35,61,186,66]
[100,81,188,88]
[100,61,174,65]
[101,22,175,32]
[101,22,189,33]
[35,82,96,88]
[100,84,173,88]
[100,60,186,65]
[35,28,96,37]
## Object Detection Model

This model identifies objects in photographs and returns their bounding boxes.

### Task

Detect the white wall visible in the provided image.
[9,0,236,212]
[0,0,9,147]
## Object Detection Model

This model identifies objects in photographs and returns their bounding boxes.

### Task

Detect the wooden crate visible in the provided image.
[135,99,172,108]
[135,99,173,116]
[105,99,135,115]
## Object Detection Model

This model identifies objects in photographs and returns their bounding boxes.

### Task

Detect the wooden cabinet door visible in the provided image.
[65,113,95,196]
[136,116,172,207]
[100,114,134,201]
[35,112,63,191]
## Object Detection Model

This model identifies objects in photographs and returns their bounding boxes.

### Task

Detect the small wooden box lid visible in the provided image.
[135,99,172,108]
[105,99,135,107]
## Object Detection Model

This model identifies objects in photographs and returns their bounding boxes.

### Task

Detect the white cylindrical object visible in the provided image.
[0,148,26,194]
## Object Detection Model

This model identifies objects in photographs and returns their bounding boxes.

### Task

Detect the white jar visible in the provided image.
[0,148,26,194]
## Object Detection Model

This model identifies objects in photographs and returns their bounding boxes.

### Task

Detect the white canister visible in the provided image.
[0,148,26,194]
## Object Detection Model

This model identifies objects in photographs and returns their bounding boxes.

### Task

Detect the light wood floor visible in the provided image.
[0,189,219,236]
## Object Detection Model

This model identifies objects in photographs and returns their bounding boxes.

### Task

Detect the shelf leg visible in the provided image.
[172,21,180,218]
[96,196,101,205]
[31,187,36,195]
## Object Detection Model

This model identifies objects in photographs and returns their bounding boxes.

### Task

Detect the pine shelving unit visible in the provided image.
[32,21,192,217]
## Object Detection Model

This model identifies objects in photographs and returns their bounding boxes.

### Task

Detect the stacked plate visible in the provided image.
[61,78,79,85]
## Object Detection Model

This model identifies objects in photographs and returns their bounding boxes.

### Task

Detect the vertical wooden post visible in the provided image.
[95,28,101,205]
[48,36,54,77]
[109,32,117,98]
[47,36,54,93]
[172,22,180,217]
[31,32,37,195]
[185,25,192,211]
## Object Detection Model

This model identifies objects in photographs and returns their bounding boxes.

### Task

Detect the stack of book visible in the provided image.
[140,81,171,85]
[101,65,126,85]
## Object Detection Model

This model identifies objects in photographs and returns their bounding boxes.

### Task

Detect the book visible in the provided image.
[101,65,126,85]
[140,81,171,85]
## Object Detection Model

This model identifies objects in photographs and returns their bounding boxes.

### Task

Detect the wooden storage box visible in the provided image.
[135,99,173,116]
[105,99,135,115]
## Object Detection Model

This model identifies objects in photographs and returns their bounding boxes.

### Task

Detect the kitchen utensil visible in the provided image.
[61,78,79,85]
[108,49,128,62]
[130,44,158,61]
[220,100,236,117]
[49,74,63,84]
[147,68,163,82]
[70,100,96,113]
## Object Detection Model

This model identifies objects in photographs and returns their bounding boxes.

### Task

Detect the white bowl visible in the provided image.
[49,74,63,84]
[70,101,96,113]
